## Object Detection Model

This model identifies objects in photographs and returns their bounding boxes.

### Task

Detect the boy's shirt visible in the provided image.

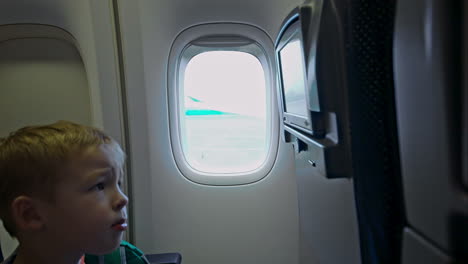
[0,251,14,264]
[0,250,86,264]
[1,248,17,264]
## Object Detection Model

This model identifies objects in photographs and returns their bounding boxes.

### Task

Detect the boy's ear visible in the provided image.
[11,196,45,232]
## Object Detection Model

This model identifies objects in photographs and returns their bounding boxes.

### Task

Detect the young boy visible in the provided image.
[0,121,129,264]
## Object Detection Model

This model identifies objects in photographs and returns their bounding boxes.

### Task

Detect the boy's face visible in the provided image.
[39,144,128,255]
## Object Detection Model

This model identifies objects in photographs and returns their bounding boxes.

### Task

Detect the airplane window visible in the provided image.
[181,50,267,173]
[168,23,278,185]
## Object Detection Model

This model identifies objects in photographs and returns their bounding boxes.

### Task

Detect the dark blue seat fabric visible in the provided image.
[146,253,182,264]
[345,0,406,264]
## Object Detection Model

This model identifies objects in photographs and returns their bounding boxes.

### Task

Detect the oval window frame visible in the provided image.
[167,23,279,186]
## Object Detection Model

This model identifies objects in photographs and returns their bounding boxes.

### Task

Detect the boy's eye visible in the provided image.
[95,183,105,191]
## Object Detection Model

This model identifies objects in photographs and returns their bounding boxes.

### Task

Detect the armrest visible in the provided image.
[145,253,182,264]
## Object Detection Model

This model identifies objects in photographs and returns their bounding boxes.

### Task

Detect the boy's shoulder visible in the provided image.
[0,241,148,264]
[0,249,17,264]
[85,240,150,264]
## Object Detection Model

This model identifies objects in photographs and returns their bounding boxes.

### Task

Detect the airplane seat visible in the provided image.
[145,253,182,264]
[344,0,406,264]
[342,0,468,263]
[394,0,468,263]
[280,0,405,263]
[279,0,405,263]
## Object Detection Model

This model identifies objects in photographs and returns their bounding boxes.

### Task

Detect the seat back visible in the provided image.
[278,1,406,263]
[394,0,468,262]
[345,1,406,263]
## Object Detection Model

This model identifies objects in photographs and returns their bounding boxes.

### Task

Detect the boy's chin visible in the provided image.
[86,239,123,255]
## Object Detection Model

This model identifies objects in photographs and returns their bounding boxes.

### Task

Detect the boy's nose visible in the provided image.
[113,190,129,211]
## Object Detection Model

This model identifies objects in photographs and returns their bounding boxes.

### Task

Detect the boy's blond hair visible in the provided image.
[0,120,125,237]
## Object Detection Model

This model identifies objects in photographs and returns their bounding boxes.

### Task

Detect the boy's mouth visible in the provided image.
[111,219,127,231]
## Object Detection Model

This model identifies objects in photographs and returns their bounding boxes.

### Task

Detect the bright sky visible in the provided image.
[184,51,267,117]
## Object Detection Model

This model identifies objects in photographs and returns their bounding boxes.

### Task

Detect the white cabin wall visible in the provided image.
[0,0,126,143]
[116,0,303,263]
